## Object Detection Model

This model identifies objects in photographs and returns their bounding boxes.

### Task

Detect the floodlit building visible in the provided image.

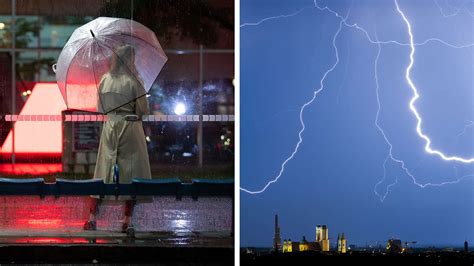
[283,239,300,253]
[278,217,333,254]
[337,233,347,254]
[299,237,309,251]
[283,236,321,253]
[316,225,330,252]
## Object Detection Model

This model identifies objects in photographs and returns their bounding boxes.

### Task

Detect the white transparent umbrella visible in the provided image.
[54,17,168,114]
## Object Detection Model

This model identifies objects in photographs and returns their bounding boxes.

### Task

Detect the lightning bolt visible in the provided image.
[240,0,474,198]
[395,0,474,163]
[240,2,352,194]
[372,25,474,201]
[240,7,313,28]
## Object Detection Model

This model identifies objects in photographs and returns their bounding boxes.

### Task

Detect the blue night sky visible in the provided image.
[240,0,474,247]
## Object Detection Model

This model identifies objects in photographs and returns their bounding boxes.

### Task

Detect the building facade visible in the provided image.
[337,233,347,253]
[316,225,330,252]
[283,236,321,253]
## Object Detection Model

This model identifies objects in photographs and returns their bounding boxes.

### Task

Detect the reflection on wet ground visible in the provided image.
[0,196,232,247]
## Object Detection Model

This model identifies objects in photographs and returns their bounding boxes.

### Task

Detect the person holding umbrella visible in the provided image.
[83,44,152,235]
[54,17,168,236]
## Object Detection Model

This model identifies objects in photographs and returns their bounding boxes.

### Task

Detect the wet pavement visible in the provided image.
[0,196,233,247]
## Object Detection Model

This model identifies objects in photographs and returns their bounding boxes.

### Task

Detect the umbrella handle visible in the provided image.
[113,164,120,184]
[52,64,57,73]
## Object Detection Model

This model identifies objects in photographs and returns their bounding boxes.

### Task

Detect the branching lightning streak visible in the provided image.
[395,0,474,163]
[372,31,421,201]
[434,0,463,18]
[456,120,474,137]
[433,0,474,18]
[372,27,474,201]
[373,34,406,202]
[241,0,474,197]
[241,4,474,49]
[240,3,351,194]
[240,7,312,28]
[373,156,399,202]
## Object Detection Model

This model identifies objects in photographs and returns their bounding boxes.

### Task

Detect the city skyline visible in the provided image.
[241,0,474,247]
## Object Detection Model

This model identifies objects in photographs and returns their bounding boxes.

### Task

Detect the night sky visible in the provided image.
[240,0,474,247]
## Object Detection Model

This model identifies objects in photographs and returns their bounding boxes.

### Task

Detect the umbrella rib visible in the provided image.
[99,32,167,61]
[62,31,89,50]
[95,40,146,114]
[98,33,167,87]
[102,93,148,115]
[97,40,146,87]
[89,41,106,114]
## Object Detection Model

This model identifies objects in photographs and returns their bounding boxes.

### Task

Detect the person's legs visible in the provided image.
[124,199,136,225]
[89,198,101,221]
[84,198,101,230]
[122,199,136,235]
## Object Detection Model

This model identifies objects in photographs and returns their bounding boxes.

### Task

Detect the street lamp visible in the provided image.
[174,102,186,115]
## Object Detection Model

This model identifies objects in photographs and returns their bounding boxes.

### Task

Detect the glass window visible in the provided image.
[0,0,234,185]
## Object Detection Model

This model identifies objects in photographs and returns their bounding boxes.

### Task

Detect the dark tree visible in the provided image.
[99,0,234,47]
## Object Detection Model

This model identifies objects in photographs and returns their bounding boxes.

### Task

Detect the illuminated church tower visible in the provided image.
[316,225,330,252]
[273,214,282,252]
[337,233,347,253]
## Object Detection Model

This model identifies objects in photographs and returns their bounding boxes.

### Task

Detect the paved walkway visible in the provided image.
[0,196,232,243]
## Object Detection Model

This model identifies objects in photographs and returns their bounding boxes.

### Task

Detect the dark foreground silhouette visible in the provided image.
[242,250,474,266]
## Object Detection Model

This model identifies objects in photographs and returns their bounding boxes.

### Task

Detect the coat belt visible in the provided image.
[106,114,140,121]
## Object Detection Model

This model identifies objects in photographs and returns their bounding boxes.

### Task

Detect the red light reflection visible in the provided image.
[14,237,111,244]
[0,196,92,231]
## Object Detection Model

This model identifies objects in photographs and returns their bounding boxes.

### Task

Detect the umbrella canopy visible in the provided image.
[55,17,168,114]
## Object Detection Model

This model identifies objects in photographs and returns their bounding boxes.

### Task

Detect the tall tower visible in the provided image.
[316,225,330,252]
[316,225,322,242]
[337,234,341,252]
[273,214,281,252]
[338,233,347,253]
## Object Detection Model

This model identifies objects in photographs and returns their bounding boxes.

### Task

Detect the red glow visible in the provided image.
[14,238,94,244]
[26,219,62,226]
[0,163,62,175]
[0,83,67,155]
[6,198,81,230]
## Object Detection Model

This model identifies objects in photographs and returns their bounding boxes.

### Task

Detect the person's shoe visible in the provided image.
[83,220,97,231]
[121,222,129,233]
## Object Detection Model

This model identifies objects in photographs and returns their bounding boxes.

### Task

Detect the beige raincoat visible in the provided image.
[93,71,152,200]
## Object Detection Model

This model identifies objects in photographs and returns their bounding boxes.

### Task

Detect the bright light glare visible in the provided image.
[174,102,186,115]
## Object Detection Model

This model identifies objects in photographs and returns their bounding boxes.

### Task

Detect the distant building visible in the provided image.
[465,240,469,253]
[316,225,330,252]
[273,214,282,253]
[283,236,321,253]
[299,236,309,251]
[337,233,347,254]
[300,236,322,252]
[278,218,334,254]
[386,239,403,253]
[282,239,300,253]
